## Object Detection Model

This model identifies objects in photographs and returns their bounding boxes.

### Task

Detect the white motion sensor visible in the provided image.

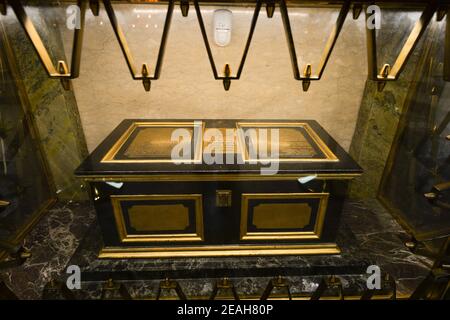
[213,9,232,47]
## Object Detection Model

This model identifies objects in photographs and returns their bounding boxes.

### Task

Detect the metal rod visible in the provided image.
[365,1,437,90]
[280,0,350,86]
[365,5,378,80]
[279,0,301,79]
[384,2,437,79]
[8,0,86,78]
[153,0,173,79]
[194,0,262,81]
[194,0,218,78]
[70,0,87,78]
[103,0,138,77]
[103,0,174,80]
[235,0,261,78]
[315,0,350,79]
[4,0,449,88]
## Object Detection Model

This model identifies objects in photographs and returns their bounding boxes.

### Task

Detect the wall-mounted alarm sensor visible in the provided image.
[213,9,232,47]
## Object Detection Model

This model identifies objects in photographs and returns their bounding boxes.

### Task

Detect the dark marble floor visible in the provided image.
[0,202,95,299]
[0,199,434,299]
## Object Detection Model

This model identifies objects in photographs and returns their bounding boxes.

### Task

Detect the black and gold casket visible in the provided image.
[75,120,362,258]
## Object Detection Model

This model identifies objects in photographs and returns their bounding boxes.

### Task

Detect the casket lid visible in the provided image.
[75,119,362,179]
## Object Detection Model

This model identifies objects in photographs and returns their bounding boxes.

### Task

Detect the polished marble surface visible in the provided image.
[65,221,370,281]
[53,275,371,300]
[0,199,434,299]
[0,202,95,299]
[347,11,438,199]
[2,9,89,201]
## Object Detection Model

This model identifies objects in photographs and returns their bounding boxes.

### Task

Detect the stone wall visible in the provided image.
[70,4,368,152]
[2,4,89,200]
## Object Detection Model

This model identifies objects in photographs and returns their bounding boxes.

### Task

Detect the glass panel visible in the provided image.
[379,17,450,240]
[109,2,168,74]
[0,30,54,243]
[375,9,422,67]
[21,0,77,67]
[286,6,340,74]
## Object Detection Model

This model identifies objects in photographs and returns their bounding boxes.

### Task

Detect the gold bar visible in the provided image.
[99,243,341,259]
[78,173,362,182]
[386,3,436,79]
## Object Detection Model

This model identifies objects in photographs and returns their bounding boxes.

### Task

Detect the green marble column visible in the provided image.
[349,11,435,198]
[2,4,89,200]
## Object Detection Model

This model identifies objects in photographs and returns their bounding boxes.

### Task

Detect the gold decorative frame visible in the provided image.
[0,22,57,261]
[79,173,361,182]
[101,121,204,163]
[235,122,338,162]
[240,193,329,240]
[111,194,204,242]
[99,243,340,258]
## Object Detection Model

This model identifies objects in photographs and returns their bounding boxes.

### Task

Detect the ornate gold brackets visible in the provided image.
[280,0,351,92]
[366,2,439,91]
[1,1,449,92]
[194,0,262,91]
[7,0,86,90]
[103,0,174,92]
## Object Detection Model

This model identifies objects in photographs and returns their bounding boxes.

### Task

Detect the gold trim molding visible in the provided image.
[79,173,361,182]
[101,121,204,164]
[236,122,339,163]
[98,243,341,258]
[240,193,329,240]
[111,194,204,242]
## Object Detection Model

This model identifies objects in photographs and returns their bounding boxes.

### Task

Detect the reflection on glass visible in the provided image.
[0,31,54,245]
[374,9,421,67]
[380,18,450,241]
[286,7,339,74]
[22,0,77,67]
[110,3,168,71]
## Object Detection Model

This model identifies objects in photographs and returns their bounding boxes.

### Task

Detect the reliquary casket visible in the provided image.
[75,119,362,258]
